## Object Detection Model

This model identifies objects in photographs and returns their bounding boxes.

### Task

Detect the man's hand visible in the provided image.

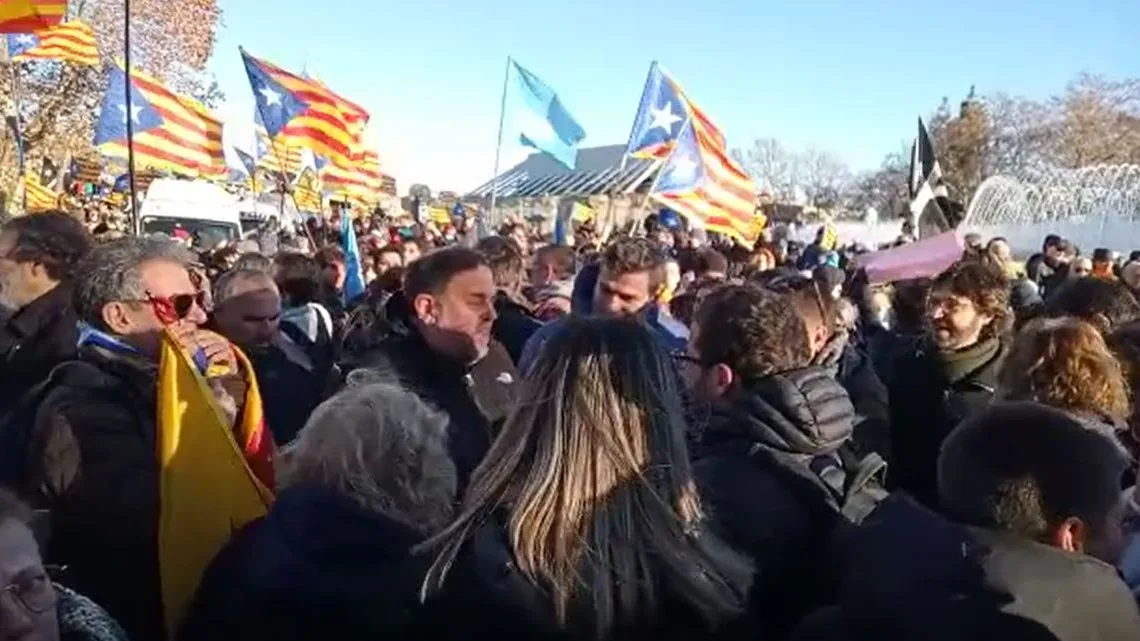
[171,327,237,376]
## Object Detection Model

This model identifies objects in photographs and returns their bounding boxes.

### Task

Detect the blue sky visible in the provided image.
[210,0,1138,194]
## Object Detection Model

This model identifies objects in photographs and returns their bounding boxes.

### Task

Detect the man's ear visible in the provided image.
[102,301,133,335]
[413,294,437,325]
[1047,516,1087,554]
[710,363,735,398]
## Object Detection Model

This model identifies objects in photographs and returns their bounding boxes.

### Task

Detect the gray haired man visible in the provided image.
[3,236,238,641]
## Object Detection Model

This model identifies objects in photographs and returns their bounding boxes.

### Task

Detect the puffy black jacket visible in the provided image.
[180,484,433,641]
[693,367,860,639]
[887,339,1003,510]
[791,494,1140,641]
[350,293,517,491]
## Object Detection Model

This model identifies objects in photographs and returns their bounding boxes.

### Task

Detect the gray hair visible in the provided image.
[74,236,195,328]
[233,252,273,273]
[280,383,457,533]
[213,268,277,307]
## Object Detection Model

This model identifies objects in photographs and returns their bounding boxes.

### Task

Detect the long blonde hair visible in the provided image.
[420,317,750,637]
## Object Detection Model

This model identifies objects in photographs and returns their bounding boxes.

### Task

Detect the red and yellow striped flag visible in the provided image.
[651,118,759,247]
[242,51,369,166]
[23,172,59,211]
[99,62,226,178]
[256,127,303,176]
[156,328,274,636]
[13,19,97,66]
[0,0,64,34]
[321,149,381,204]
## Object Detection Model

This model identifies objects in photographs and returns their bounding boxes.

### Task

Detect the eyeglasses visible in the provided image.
[132,291,208,325]
[672,351,704,369]
[1,570,56,614]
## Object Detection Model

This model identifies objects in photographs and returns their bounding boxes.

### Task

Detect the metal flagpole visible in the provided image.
[8,43,27,212]
[486,56,511,231]
[636,116,693,238]
[123,0,139,233]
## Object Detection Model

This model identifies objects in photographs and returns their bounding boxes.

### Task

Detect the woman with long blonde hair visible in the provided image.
[420,317,752,641]
[998,317,1131,446]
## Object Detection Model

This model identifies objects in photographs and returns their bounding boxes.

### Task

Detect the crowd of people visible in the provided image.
[0,205,1139,640]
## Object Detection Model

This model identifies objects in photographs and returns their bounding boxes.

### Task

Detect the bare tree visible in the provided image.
[846,149,910,219]
[798,147,852,209]
[984,92,1056,177]
[732,137,799,202]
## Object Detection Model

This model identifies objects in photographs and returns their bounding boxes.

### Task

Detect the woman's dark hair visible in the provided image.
[420,318,751,636]
[1046,277,1140,334]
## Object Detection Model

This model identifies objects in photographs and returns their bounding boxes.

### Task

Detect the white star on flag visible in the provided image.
[14,34,35,46]
[649,102,682,134]
[259,86,282,107]
[117,103,143,124]
[669,156,698,183]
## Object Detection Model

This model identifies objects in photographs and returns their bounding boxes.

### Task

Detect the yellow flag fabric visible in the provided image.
[428,207,450,224]
[156,330,273,637]
[571,202,595,223]
[23,173,59,212]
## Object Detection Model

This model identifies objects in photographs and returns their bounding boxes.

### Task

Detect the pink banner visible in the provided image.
[855,231,964,284]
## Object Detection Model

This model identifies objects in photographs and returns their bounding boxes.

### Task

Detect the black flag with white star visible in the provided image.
[908,117,954,237]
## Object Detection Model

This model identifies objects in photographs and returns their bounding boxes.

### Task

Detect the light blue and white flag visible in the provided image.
[506,60,586,170]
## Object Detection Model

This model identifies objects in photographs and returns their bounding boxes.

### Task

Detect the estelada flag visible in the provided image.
[0,0,65,34]
[155,328,274,637]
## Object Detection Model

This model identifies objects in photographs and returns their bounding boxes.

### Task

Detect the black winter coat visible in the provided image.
[693,367,858,639]
[791,494,1140,641]
[427,519,750,641]
[180,484,433,641]
[351,293,518,490]
[0,285,78,411]
[833,342,891,462]
[887,339,1003,510]
[244,342,332,445]
[17,345,165,641]
[492,291,543,365]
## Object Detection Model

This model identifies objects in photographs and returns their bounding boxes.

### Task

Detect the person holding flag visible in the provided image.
[3,237,273,640]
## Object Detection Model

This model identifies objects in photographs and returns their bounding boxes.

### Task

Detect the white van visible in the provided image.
[138,179,243,248]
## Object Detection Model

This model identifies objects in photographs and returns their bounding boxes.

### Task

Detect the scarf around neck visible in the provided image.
[936,337,1000,385]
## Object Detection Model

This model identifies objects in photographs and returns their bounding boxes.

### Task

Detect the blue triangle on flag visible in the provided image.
[93,66,165,146]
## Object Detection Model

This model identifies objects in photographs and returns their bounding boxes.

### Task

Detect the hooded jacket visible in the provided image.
[349,293,517,490]
[792,493,1140,641]
[693,367,859,639]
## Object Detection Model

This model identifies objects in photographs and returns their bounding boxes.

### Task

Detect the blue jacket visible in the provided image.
[518,262,688,373]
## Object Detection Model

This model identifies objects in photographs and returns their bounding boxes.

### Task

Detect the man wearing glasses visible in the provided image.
[3,236,237,641]
[0,212,92,412]
[887,259,1011,511]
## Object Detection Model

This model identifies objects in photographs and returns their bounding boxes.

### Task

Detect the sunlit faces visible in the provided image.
[415,266,497,363]
[926,290,992,351]
[593,268,656,319]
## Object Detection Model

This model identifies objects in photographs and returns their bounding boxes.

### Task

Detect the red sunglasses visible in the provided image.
[144,291,207,325]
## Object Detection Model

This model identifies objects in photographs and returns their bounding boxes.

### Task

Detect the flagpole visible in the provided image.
[619,61,655,174]
[487,56,511,231]
[123,0,139,232]
[8,47,27,213]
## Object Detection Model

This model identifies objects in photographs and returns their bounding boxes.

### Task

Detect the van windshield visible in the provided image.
[141,216,238,249]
